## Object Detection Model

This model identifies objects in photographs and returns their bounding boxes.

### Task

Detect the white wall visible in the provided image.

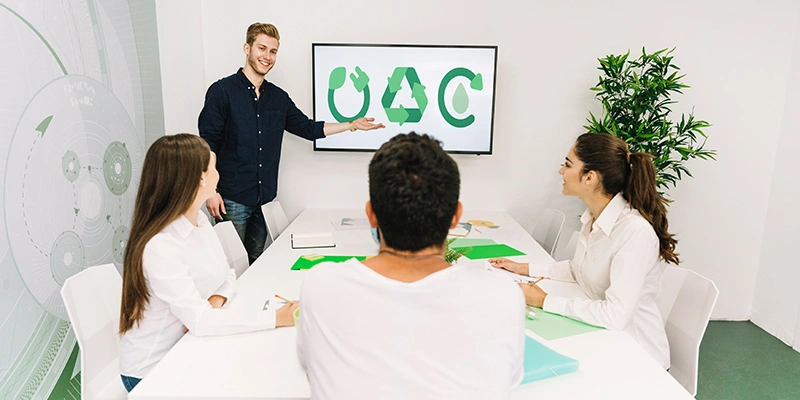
[155,0,207,134]
[156,0,800,320]
[751,11,800,346]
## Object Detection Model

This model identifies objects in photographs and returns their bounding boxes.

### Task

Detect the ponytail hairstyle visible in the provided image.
[574,133,680,264]
[119,134,211,334]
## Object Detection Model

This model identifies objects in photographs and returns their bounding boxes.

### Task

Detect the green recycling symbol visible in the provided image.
[328,66,370,122]
[381,67,428,126]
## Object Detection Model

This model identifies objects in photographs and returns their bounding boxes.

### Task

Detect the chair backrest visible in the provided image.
[530,209,565,256]
[60,264,128,399]
[656,266,719,397]
[261,201,290,242]
[553,230,579,261]
[214,221,250,278]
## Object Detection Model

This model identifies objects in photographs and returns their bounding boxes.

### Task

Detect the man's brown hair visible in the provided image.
[246,23,280,45]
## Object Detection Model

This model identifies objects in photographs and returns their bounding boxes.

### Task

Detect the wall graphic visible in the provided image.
[0,1,163,398]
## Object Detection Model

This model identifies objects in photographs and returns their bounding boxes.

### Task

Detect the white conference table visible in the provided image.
[129,209,692,400]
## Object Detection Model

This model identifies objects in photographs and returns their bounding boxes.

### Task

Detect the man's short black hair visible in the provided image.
[369,132,460,251]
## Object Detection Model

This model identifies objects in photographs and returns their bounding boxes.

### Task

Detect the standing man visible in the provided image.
[199,23,384,264]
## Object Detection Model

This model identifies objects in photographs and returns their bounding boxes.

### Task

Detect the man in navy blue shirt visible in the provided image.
[199,23,384,263]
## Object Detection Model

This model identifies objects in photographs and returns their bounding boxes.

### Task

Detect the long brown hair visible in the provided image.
[574,133,680,264]
[119,134,211,334]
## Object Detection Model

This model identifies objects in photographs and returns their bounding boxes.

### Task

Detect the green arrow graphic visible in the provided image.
[438,67,482,128]
[35,115,53,137]
[387,67,407,93]
[411,82,428,114]
[385,104,410,126]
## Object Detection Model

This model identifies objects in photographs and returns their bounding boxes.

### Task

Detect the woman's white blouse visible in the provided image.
[529,193,670,369]
[119,211,275,378]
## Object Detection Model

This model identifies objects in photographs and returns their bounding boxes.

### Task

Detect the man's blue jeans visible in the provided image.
[121,375,141,392]
[221,198,272,264]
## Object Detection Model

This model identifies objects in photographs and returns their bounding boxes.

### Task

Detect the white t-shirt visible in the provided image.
[119,212,275,378]
[297,258,526,400]
[530,193,670,369]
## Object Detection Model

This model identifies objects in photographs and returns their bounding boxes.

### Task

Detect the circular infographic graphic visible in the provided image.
[49,231,86,286]
[103,141,133,196]
[5,74,143,321]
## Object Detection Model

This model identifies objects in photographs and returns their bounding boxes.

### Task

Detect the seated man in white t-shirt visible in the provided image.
[297,132,526,400]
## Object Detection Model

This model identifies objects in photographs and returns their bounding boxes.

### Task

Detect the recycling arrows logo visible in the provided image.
[381,67,428,126]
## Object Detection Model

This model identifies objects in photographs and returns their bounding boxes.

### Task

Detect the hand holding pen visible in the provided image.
[518,277,548,308]
[275,294,299,327]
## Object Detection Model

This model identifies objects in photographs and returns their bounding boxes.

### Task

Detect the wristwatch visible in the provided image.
[349,120,356,132]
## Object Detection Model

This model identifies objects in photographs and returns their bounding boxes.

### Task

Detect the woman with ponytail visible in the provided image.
[118,134,297,392]
[490,133,678,369]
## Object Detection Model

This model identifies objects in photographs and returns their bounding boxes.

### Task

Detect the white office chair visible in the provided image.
[261,200,290,242]
[60,264,128,400]
[530,208,565,256]
[553,230,579,261]
[214,221,250,278]
[656,266,719,397]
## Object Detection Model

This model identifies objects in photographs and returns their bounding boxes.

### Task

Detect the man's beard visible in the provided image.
[249,57,272,76]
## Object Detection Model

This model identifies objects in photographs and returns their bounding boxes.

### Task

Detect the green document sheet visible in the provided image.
[452,244,526,260]
[525,307,604,340]
[447,238,496,248]
[522,335,580,383]
[290,255,367,270]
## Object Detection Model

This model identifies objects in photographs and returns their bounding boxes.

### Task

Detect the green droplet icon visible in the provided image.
[453,82,469,114]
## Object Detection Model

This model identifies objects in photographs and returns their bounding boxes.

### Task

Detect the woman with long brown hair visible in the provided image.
[490,133,678,369]
[118,134,297,392]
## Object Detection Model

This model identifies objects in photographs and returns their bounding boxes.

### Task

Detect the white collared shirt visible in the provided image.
[530,193,670,369]
[119,211,275,378]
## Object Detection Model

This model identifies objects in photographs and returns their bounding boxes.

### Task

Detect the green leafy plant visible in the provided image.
[445,238,469,264]
[583,47,716,194]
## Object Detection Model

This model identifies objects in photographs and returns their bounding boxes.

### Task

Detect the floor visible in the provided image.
[697,321,800,400]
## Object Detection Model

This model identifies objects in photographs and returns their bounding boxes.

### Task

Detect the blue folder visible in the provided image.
[522,335,580,384]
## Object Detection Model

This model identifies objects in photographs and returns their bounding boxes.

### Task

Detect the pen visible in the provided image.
[528,277,545,286]
[275,294,295,303]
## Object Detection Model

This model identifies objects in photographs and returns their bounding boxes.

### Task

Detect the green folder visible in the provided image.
[522,335,580,383]
[452,244,526,260]
[525,307,604,340]
[290,255,367,270]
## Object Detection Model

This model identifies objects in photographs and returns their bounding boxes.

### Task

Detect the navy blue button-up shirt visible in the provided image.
[199,68,325,206]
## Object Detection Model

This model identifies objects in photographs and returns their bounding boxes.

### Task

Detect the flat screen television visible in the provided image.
[312,43,497,154]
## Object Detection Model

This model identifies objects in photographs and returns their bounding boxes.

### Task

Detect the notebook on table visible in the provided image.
[291,232,336,249]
